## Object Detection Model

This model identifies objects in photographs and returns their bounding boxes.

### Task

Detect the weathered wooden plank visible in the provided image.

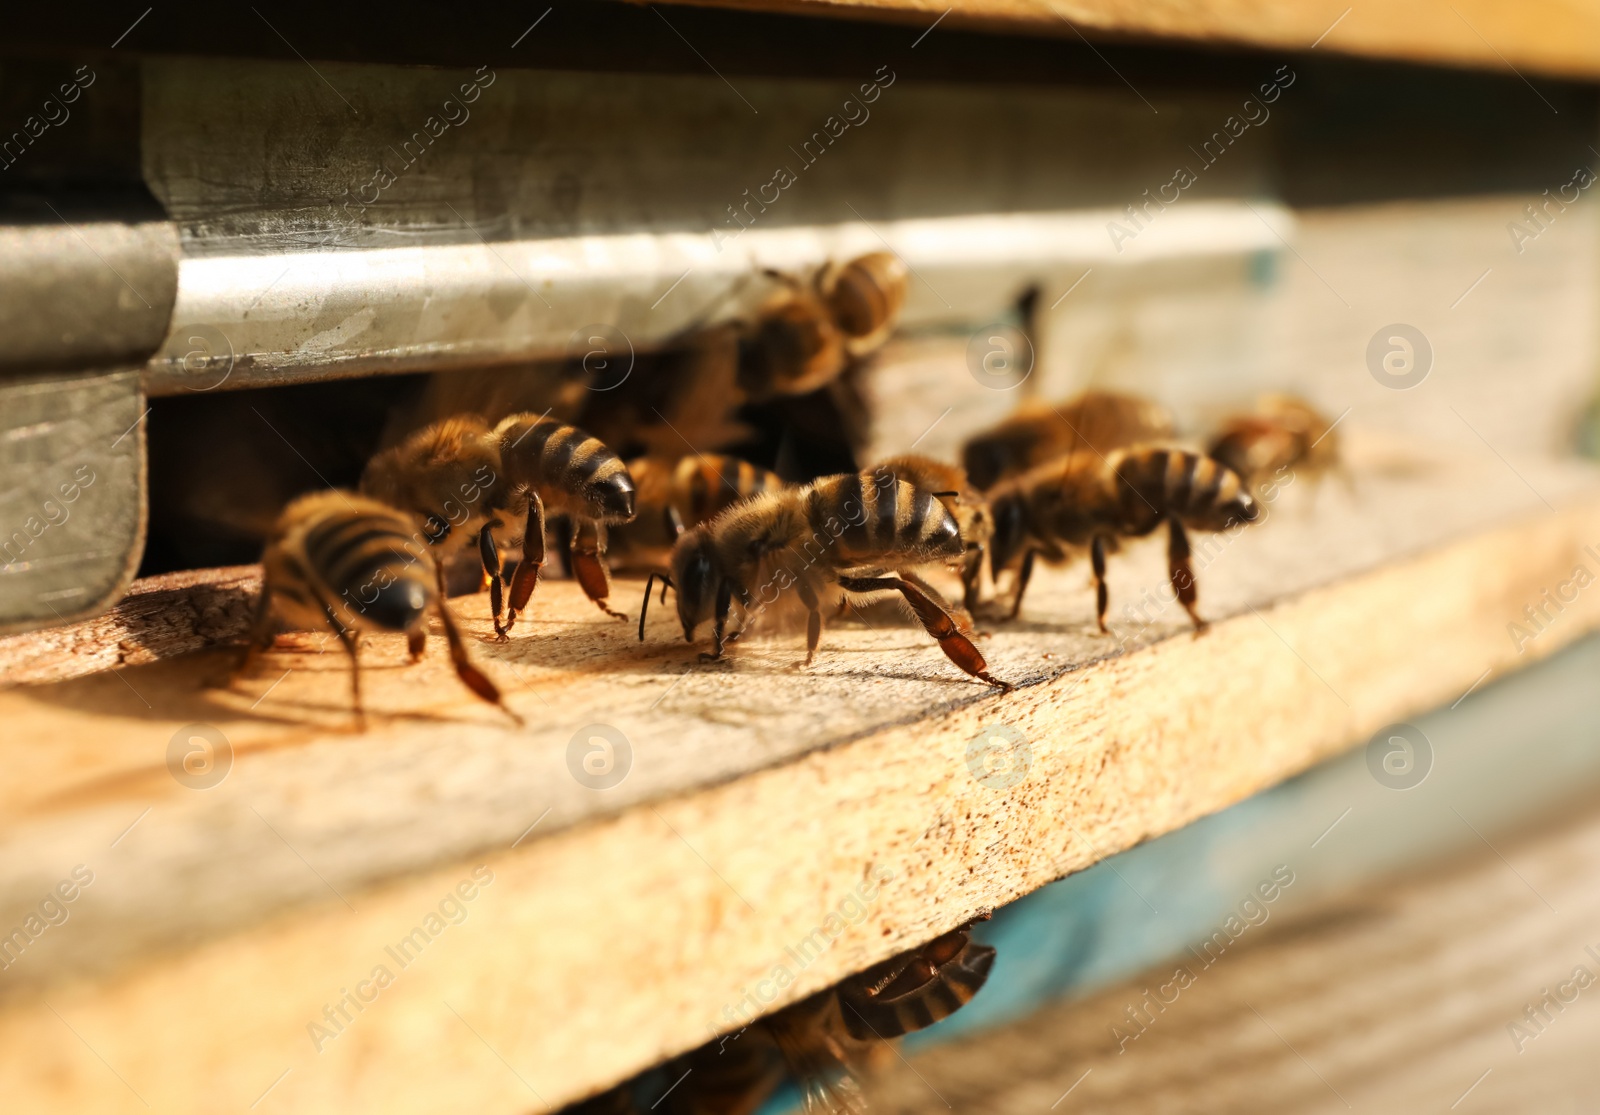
[1,444,1598,1112]
[666,0,1600,80]
[869,789,1600,1114]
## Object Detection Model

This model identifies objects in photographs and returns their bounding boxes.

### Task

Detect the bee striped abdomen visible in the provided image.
[831,474,958,561]
[676,454,781,526]
[838,937,997,1041]
[306,516,412,585]
[300,509,431,631]
[1113,447,1255,533]
[495,414,636,522]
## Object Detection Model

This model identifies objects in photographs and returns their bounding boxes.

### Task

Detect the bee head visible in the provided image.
[668,528,721,641]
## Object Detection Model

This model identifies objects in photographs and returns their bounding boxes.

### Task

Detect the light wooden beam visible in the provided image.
[1,447,1598,1113]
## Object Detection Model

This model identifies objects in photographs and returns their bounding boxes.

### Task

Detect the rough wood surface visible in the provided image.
[669,0,1600,80]
[3,445,1600,1114]
[872,789,1600,1114]
[0,565,259,687]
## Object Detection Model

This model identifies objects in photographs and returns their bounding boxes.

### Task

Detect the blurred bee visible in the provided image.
[961,389,1174,492]
[647,918,996,1115]
[610,454,785,571]
[233,491,521,729]
[1207,393,1343,493]
[865,454,991,614]
[990,446,1259,632]
[638,473,1010,690]
[740,252,909,400]
[361,413,637,636]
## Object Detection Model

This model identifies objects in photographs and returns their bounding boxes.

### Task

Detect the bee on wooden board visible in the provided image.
[863,454,991,614]
[232,491,521,729]
[989,445,1259,632]
[739,251,909,400]
[609,453,785,572]
[1207,393,1344,493]
[576,919,996,1115]
[637,472,1011,690]
[961,389,1175,492]
[361,412,637,636]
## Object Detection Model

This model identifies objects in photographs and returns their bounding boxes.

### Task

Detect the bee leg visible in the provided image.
[1090,534,1110,634]
[1168,519,1206,632]
[230,586,280,685]
[797,581,823,666]
[323,605,366,732]
[901,570,975,636]
[700,579,735,661]
[962,546,985,614]
[479,523,504,631]
[501,492,545,638]
[552,516,575,579]
[838,575,1012,691]
[436,599,524,727]
[571,520,629,621]
[407,627,426,662]
[1007,550,1036,620]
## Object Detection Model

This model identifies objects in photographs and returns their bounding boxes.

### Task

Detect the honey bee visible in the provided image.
[490,413,639,628]
[651,919,996,1115]
[233,491,521,729]
[961,389,1174,491]
[610,453,785,570]
[739,252,909,399]
[1207,393,1342,492]
[989,446,1259,631]
[865,454,991,613]
[360,413,637,635]
[637,472,1010,690]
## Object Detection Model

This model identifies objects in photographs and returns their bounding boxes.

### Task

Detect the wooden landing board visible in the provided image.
[870,788,1600,1114]
[668,0,1600,80]
[3,443,1600,1113]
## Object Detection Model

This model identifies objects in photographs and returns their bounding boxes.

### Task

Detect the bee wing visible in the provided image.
[764,1005,872,1115]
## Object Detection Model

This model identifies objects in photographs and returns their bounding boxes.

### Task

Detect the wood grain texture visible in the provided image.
[3,446,1600,1114]
[0,565,259,687]
[657,0,1600,80]
[870,789,1600,1114]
